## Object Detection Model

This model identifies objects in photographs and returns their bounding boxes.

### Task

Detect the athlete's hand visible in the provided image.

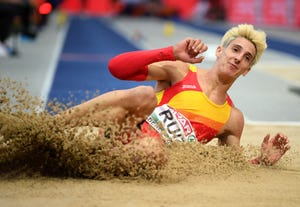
[259,133,290,165]
[173,38,208,64]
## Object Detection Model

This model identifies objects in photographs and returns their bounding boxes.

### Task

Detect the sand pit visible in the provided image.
[0,79,300,207]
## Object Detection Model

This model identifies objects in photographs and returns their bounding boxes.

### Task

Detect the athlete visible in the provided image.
[60,24,290,166]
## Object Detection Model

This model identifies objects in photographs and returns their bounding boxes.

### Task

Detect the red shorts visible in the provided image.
[140,121,161,139]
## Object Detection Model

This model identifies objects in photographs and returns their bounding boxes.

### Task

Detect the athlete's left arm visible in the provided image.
[217,107,244,148]
[218,108,291,166]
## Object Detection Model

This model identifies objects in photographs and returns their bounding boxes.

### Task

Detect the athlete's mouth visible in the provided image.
[229,62,238,70]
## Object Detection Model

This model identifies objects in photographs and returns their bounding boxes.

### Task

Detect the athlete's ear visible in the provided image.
[215,46,222,58]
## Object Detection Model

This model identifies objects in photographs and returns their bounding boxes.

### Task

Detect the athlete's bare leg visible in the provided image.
[57,85,166,164]
[57,85,157,128]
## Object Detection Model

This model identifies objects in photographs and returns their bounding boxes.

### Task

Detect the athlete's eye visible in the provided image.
[232,47,239,52]
[245,54,253,62]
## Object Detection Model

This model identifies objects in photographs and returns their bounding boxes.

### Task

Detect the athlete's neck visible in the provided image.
[199,69,232,104]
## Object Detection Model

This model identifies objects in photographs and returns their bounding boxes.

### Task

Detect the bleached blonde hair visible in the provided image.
[221,24,267,66]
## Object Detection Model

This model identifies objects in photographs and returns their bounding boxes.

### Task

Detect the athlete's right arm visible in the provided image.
[108,38,207,81]
[108,46,175,81]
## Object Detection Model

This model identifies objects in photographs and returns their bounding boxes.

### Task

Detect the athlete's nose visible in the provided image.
[234,54,242,63]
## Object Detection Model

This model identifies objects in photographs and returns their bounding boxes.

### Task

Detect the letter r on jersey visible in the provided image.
[159,109,173,123]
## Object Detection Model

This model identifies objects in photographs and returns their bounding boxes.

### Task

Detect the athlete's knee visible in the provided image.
[126,86,156,119]
[139,85,156,102]
[134,86,157,109]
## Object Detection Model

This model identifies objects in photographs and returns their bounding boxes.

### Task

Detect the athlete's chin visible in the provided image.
[222,68,238,76]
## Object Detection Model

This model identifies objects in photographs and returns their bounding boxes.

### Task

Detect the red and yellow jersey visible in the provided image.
[155,65,233,143]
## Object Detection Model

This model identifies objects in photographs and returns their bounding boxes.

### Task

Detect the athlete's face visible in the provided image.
[216,37,256,78]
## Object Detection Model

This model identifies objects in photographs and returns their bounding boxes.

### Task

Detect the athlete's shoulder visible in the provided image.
[231,106,244,126]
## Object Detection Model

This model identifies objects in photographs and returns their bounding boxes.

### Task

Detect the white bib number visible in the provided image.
[146,104,197,144]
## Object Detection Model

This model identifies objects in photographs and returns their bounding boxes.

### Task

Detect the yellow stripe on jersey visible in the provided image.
[156,90,164,104]
[168,91,231,124]
[189,64,197,72]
